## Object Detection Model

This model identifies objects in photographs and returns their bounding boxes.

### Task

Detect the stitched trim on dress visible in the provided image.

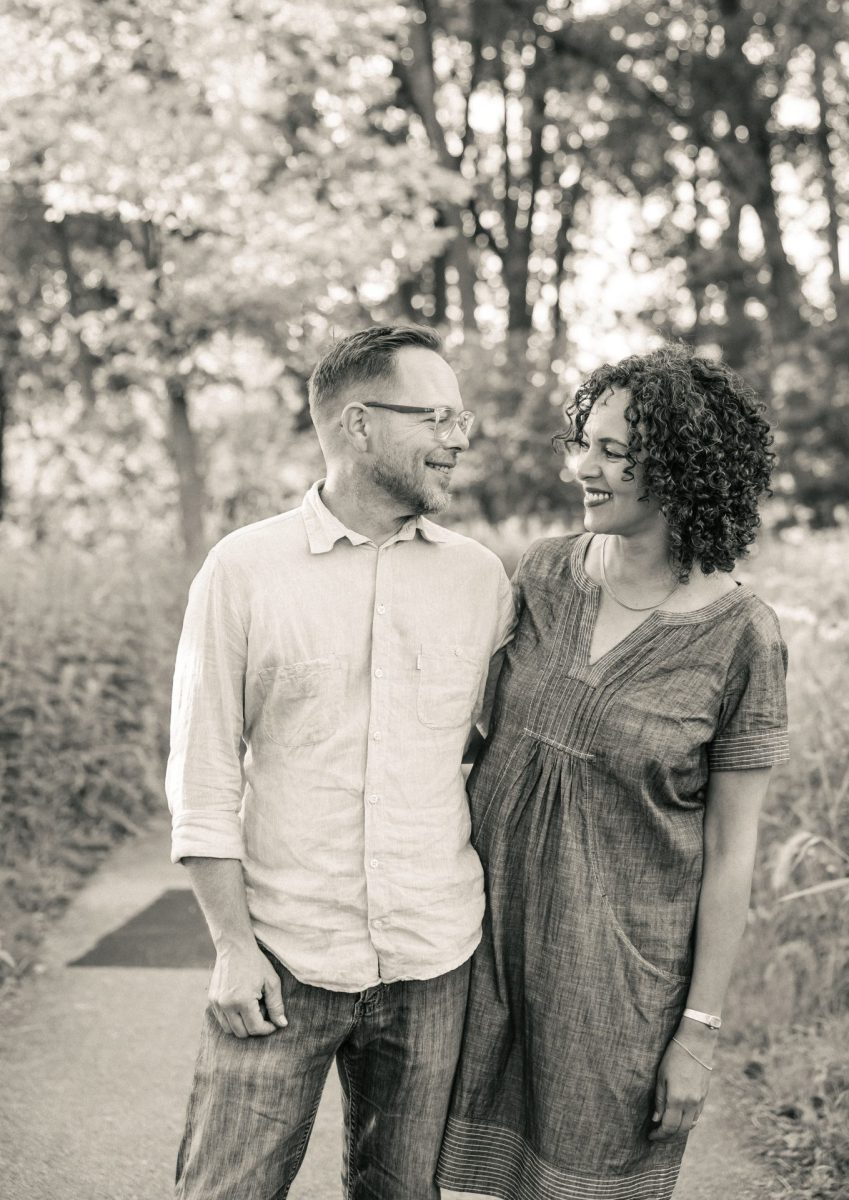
[523,729,596,760]
[708,727,790,771]
[438,1117,681,1200]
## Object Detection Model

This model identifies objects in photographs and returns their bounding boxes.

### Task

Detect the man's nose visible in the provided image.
[444,423,470,452]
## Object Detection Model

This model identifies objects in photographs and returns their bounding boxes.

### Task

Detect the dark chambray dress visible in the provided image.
[437,534,790,1200]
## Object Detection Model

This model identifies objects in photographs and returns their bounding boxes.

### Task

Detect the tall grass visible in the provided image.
[731,531,849,1198]
[0,542,185,979]
[732,532,849,1028]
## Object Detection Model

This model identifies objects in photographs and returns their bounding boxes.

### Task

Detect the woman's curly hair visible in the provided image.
[553,343,775,581]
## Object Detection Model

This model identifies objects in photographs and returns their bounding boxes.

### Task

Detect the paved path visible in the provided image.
[0,817,774,1199]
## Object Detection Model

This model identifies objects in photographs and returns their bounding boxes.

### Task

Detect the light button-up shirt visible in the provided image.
[166,482,515,991]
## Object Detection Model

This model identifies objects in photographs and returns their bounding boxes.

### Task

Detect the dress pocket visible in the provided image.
[416,644,484,730]
[258,656,341,748]
[584,801,691,986]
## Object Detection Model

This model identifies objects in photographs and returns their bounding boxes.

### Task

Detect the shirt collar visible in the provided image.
[301,481,450,554]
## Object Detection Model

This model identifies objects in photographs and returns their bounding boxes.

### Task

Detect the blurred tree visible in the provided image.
[1,0,847,540]
[384,0,849,522]
[0,0,462,556]
[544,0,849,518]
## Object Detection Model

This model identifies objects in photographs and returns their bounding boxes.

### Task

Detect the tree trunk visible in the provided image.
[0,307,21,522]
[0,365,6,521]
[812,48,847,317]
[54,219,99,408]
[133,219,210,563]
[396,6,479,329]
[720,200,756,369]
[432,252,447,324]
[166,374,207,564]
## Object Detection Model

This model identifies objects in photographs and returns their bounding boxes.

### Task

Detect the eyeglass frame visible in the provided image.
[360,402,475,441]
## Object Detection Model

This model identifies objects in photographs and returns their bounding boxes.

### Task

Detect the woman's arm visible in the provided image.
[650,766,772,1142]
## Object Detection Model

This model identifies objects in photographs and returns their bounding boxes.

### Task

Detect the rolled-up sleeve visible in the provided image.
[166,550,248,863]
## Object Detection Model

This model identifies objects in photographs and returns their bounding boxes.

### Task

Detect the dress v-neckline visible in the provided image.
[569,534,749,676]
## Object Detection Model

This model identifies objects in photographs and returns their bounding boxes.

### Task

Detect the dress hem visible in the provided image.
[437,1117,683,1200]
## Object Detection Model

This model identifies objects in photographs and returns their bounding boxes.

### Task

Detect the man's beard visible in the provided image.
[371,451,451,516]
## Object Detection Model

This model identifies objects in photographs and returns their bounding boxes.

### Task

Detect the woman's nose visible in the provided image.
[576,448,600,480]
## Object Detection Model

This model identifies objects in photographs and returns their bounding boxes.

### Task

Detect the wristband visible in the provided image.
[683,1007,721,1030]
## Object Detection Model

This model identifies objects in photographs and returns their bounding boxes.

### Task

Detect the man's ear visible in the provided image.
[339,402,371,453]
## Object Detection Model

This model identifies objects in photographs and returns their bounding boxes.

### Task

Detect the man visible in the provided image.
[166,325,515,1199]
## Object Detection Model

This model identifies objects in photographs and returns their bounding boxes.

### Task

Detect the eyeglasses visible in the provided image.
[362,402,475,441]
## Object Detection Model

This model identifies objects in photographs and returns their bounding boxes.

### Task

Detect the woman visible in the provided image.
[437,345,789,1199]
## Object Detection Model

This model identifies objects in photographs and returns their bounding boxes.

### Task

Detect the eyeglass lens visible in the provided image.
[434,410,475,439]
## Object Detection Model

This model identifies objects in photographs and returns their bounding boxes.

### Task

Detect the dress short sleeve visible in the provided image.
[708,607,790,772]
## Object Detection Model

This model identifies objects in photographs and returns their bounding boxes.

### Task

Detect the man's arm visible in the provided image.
[166,553,286,1037]
[464,645,509,767]
[183,857,287,1038]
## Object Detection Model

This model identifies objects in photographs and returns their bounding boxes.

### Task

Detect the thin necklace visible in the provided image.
[599,536,680,612]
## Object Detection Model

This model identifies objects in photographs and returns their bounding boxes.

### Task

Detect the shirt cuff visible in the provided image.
[170,810,245,864]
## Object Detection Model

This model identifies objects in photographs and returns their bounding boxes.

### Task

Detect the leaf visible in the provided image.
[772,829,822,892]
[778,877,849,903]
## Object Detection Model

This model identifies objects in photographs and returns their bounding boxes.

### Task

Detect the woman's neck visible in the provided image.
[602,530,674,588]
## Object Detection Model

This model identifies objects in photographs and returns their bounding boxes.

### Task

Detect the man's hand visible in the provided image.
[649,1032,713,1141]
[208,942,288,1038]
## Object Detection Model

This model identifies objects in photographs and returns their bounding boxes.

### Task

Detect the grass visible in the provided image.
[0,542,186,980]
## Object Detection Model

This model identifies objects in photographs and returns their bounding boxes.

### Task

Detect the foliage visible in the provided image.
[0,0,461,554]
[742,1019,849,1200]
[2,1,849,550]
[725,530,849,1030]
[0,541,184,981]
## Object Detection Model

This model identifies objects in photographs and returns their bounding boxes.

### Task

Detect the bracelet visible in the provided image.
[671,1036,714,1072]
[683,1007,721,1030]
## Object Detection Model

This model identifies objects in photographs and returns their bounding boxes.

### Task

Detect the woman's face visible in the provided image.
[574,387,666,538]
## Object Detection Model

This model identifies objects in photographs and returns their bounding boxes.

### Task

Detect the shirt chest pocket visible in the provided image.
[416,644,484,730]
[258,657,341,748]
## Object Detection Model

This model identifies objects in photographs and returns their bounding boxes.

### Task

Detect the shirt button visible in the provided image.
[376,603,386,614]
[453,647,462,656]
[373,917,385,929]
[372,731,382,742]
[370,859,379,869]
[374,667,384,678]
[368,794,380,805]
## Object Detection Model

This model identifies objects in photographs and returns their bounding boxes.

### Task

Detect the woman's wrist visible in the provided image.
[674,1018,719,1059]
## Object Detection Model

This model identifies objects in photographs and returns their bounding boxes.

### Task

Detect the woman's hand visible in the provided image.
[649,1026,716,1142]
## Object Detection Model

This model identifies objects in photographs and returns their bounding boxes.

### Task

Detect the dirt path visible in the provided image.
[0,817,775,1199]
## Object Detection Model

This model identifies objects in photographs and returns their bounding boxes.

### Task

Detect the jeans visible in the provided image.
[175,948,471,1199]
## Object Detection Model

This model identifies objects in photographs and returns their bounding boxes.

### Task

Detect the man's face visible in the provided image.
[368,347,470,516]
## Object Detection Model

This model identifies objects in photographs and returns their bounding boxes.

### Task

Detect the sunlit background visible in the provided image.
[1,0,848,552]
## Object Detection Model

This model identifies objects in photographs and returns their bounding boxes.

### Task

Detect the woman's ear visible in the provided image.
[339,402,371,453]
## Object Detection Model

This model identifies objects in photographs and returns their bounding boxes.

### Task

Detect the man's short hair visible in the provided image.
[308,325,442,425]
